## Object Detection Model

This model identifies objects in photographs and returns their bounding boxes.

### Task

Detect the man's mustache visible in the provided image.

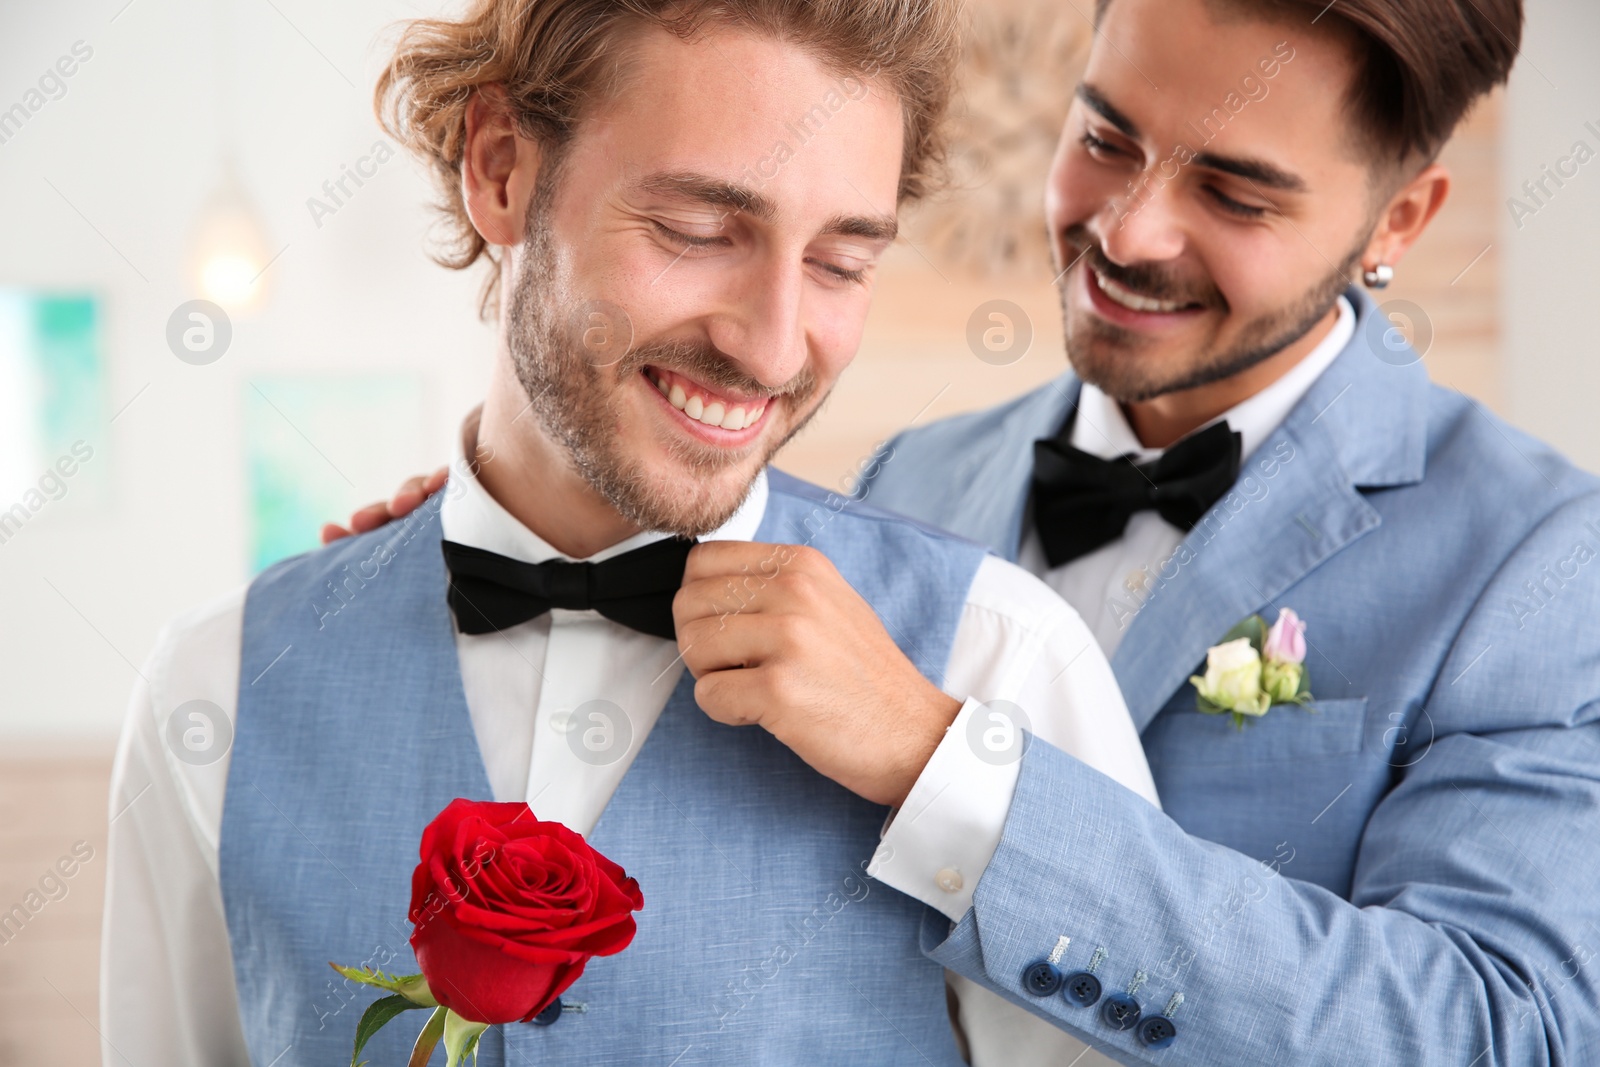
[1061,224,1226,311]
[616,339,819,405]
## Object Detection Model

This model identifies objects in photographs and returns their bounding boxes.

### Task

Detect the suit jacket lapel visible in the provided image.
[954,375,1081,563]
[1110,289,1429,731]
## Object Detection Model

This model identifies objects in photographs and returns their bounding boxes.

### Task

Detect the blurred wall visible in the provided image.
[0,0,494,743]
[1503,0,1600,473]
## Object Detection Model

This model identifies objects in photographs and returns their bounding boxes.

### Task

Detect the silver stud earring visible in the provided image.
[1363,263,1394,290]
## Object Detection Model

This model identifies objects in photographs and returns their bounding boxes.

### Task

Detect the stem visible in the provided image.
[408,1006,447,1067]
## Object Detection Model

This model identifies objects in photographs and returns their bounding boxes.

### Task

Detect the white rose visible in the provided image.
[1191,638,1270,716]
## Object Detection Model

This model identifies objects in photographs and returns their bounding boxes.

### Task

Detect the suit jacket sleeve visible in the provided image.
[923,494,1600,1065]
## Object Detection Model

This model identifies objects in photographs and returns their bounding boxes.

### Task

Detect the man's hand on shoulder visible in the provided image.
[320,467,448,545]
[674,542,963,809]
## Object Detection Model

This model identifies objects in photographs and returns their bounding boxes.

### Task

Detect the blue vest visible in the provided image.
[220,470,984,1066]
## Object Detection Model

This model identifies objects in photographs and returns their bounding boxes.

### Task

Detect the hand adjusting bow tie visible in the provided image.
[440,537,696,639]
[1032,419,1242,569]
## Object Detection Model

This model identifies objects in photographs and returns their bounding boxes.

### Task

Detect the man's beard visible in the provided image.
[503,180,822,538]
[1057,224,1362,403]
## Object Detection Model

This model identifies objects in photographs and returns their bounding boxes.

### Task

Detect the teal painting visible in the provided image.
[244,375,425,573]
[0,290,105,528]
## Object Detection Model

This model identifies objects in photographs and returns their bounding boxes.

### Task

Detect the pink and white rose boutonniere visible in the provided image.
[1191,608,1313,727]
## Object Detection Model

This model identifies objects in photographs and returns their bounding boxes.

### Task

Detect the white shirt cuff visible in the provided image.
[867,696,1020,922]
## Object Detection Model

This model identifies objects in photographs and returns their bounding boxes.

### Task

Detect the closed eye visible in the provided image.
[1204,186,1268,219]
[1081,131,1124,159]
[812,259,868,285]
[651,219,731,248]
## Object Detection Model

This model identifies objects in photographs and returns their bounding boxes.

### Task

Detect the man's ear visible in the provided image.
[462,86,543,249]
[1362,163,1451,276]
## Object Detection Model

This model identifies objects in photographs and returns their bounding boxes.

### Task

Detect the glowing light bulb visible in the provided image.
[189,159,272,315]
[200,254,261,306]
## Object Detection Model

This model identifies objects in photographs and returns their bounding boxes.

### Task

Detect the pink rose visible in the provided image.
[1263,608,1307,664]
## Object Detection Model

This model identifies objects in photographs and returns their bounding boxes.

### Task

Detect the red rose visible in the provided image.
[407,799,643,1024]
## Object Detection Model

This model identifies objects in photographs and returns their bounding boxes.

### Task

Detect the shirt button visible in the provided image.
[549,709,574,733]
[1124,569,1148,592]
[934,867,964,893]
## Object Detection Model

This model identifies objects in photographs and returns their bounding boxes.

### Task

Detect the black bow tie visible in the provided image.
[440,537,695,640]
[1032,419,1242,569]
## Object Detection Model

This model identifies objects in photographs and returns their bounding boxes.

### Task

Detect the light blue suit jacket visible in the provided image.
[862,289,1600,1064]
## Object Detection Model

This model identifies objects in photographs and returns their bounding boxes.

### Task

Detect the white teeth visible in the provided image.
[1095,269,1188,314]
[656,371,763,431]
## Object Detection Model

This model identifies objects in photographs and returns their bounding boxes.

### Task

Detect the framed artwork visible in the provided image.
[0,289,105,542]
[244,375,426,573]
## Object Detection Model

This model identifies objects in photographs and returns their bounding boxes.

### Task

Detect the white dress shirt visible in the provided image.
[1018,296,1356,656]
[101,410,1158,1066]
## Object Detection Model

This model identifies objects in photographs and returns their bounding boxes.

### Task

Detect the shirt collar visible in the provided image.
[439,405,769,563]
[1069,294,1356,464]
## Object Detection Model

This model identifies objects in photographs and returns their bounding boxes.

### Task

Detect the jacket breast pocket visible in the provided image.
[1144,696,1370,767]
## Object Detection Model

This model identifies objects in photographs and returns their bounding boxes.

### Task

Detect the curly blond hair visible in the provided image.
[375,0,962,313]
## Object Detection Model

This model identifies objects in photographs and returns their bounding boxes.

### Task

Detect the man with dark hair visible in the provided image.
[856,0,1600,1062]
[358,0,1600,1062]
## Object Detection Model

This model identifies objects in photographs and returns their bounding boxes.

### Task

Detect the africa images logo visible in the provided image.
[0,41,93,148]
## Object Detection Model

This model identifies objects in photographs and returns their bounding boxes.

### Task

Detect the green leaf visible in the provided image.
[350,995,427,1067]
[1217,614,1267,652]
[408,1006,447,1067]
[444,1010,490,1067]
[330,963,438,1007]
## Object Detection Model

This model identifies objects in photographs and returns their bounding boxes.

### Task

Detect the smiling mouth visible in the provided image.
[1090,266,1206,314]
[643,367,770,432]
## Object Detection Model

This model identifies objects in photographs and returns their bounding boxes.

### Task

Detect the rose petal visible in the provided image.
[412,906,578,1023]
[408,799,645,1018]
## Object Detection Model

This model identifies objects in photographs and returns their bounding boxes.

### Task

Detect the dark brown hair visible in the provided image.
[376,0,961,287]
[1097,0,1523,163]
